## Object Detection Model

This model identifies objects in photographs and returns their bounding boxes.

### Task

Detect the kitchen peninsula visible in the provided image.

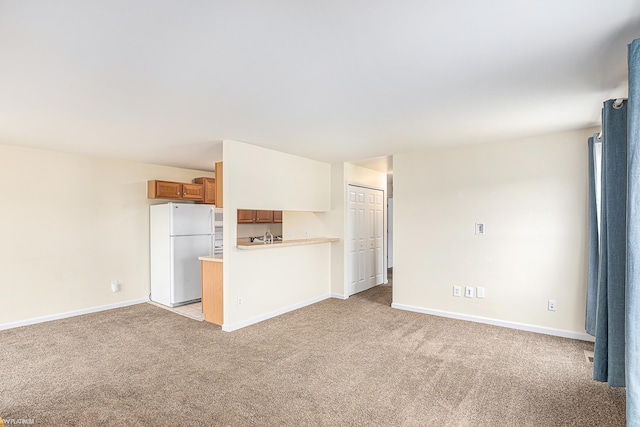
[199,237,338,327]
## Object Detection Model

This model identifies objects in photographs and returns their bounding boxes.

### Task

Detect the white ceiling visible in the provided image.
[1,1,639,172]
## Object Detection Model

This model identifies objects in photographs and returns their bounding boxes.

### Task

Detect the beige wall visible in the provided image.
[222,140,332,330]
[285,163,387,298]
[393,128,595,336]
[0,144,213,326]
[236,223,282,239]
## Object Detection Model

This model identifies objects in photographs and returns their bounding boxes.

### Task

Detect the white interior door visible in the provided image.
[348,185,384,296]
[374,192,384,285]
[348,188,366,292]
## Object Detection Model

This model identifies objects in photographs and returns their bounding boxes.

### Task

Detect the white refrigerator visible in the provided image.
[150,203,214,307]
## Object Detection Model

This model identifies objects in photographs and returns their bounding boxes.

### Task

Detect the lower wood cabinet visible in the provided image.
[201,261,223,326]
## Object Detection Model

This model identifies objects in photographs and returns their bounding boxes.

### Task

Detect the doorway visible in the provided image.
[347,184,385,296]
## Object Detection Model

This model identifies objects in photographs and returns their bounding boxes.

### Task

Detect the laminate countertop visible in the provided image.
[237,237,339,250]
[198,254,224,263]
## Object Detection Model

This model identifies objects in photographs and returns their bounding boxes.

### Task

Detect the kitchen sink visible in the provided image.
[250,236,283,243]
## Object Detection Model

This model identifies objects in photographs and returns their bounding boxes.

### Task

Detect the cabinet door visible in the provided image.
[256,210,274,223]
[237,210,256,223]
[215,162,223,208]
[194,177,216,204]
[182,183,204,200]
[273,211,282,223]
[149,180,182,199]
[202,261,223,326]
[202,179,216,204]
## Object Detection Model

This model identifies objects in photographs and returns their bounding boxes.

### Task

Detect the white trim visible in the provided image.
[331,293,348,300]
[0,298,150,331]
[391,303,595,342]
[222,294,331,332]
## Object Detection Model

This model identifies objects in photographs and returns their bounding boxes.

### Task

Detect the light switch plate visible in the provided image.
[465,286,474,298]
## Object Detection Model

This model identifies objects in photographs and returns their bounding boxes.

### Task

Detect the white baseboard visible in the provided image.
[331,293,348,300]
[222,294,331,332]
[0,298,150,331]
[391,303,595,342]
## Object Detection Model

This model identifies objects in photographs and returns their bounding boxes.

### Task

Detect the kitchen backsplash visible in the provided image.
[237,223,283,238]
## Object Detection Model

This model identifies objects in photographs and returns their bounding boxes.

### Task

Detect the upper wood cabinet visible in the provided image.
[237,210,256,223]
[149,180,181,199]
[193,177,216,204]
[237,209,282,224]
[273,210,282,223]
[148,180,204,202]
[256,210,273,223]
[215,162,223,208]
[182,183,204,200]
[149,162,222,204]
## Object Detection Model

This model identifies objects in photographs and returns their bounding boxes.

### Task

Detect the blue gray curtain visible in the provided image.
[626,38,640,427]
[586,134,600,336]
[586,38,640,425]
[592,99,627,387]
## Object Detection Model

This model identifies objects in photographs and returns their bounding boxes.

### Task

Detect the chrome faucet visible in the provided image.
[264,229,274,244]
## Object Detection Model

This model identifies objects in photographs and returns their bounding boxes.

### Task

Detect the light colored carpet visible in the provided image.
[0,284,625,426]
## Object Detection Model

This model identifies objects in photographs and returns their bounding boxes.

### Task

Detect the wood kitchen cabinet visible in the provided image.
[149,162,222,204]
[256,210,273,223]
[273,210,282,223]
[215,162,223,208]
[181,183,204,200]
[237,210,256,223]
[193,177,216,204]
[149,180,181,198]
[148,180,204,201]
[237,210,281,223]
[201,260,223,326]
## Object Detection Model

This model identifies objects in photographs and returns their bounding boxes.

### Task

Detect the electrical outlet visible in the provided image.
[548,300,556,311]
[465,286,474,298]
[303,230,309,237]
[237,297,243,308]
[111,281,120,292]
[477,287,485,298]
[475,223,485,235]
[453,286,461,297]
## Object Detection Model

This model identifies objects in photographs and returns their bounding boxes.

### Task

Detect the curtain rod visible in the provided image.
[613,98,626,109]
